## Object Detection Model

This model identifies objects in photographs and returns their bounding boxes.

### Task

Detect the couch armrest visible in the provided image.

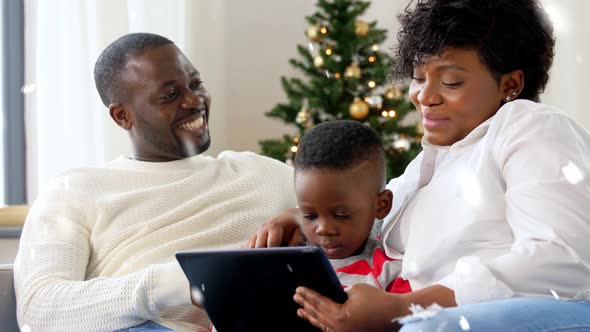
[0,205,28,227]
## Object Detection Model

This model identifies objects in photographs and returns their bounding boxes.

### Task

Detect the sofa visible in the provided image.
[0,264,18,331]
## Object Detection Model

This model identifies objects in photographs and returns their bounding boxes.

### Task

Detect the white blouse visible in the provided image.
[382,100,590,305]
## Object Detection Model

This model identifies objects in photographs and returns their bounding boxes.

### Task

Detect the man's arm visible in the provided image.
[14,187,190,332]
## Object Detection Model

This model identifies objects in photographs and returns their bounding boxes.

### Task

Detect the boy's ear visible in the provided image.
[109,103,133,130]
[376,189,393,219]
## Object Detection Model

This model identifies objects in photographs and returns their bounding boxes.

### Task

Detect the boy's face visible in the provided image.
[295,165,392,259]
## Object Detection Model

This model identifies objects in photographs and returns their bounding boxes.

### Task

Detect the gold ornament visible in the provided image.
[306,24,322,42]
[313,55,324,68]
[296,108,311,124]
[296,107,314,128]
[355,20,370,36]
[385,87,403,100]
[349,97,369,120]
[344,63,362,79]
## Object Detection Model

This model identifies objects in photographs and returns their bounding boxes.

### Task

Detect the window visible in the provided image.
[1,0,25,205]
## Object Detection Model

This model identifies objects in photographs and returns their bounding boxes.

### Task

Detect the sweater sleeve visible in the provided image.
[14,178,191,332]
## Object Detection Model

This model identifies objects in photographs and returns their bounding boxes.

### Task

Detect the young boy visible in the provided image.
[294,120,410,293]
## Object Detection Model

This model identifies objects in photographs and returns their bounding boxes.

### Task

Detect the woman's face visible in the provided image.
[409,47,505,146]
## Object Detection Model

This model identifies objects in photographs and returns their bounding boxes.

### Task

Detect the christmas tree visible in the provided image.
[259,0,422,179]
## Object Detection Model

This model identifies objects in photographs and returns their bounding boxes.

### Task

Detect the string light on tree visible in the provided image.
[368,80,376,88]
[381,109,397,118]
[371,44,379,52]
[368,55,376,63]
[349,97,369,119]
[313,55,324,68]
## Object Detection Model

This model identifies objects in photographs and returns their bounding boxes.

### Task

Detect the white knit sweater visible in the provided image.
[14,151,297,332]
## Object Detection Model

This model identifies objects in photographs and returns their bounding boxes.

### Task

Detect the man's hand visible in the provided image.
[293,283,408,332]
[190,286,205,308]
[248,208,306,248]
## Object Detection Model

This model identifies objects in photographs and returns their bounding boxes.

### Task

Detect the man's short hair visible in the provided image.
[295,120,385,178]
[94,32,173,106]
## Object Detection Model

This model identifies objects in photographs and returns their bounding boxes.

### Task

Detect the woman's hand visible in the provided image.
[293,284,409,332]
[248,208,306,248]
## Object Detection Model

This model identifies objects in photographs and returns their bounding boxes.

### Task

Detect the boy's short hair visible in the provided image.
[295,120,386,184]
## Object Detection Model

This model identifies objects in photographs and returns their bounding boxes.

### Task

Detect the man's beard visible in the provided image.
[135,112,211,158]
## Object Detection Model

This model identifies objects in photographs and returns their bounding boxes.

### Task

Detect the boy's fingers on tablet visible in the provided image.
[295,288,337,331]
[247,233,257,248]
[257,229,271,248]
[300,309,328,332]
[287,228,305,246]
[266,226,284,247]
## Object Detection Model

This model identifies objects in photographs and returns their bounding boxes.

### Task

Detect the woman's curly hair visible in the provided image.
[393,0,555,102]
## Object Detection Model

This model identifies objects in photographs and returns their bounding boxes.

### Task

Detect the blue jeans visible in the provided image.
[400,298,590,332]
[116,321,174,331]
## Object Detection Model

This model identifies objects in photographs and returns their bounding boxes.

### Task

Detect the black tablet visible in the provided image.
[176,246,347,332]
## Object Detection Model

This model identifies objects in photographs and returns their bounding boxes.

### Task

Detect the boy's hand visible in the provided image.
[248,208,306,248]
[293,283,406,332]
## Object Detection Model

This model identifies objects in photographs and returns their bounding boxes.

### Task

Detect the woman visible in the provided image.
[250,0,590,331]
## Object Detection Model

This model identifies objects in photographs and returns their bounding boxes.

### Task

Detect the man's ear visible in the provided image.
[499,69,525,102]
[109,103,132,130]
[376,189,393,220]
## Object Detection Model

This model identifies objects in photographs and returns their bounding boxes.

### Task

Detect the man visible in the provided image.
[14,33,296,332]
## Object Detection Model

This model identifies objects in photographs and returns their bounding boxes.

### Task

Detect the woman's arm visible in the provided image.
[294,284,456,332]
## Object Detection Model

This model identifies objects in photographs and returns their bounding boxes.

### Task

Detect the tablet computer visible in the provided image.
[176,246,347,332]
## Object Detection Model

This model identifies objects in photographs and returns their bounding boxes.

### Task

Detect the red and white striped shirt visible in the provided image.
[329,235,411,294]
